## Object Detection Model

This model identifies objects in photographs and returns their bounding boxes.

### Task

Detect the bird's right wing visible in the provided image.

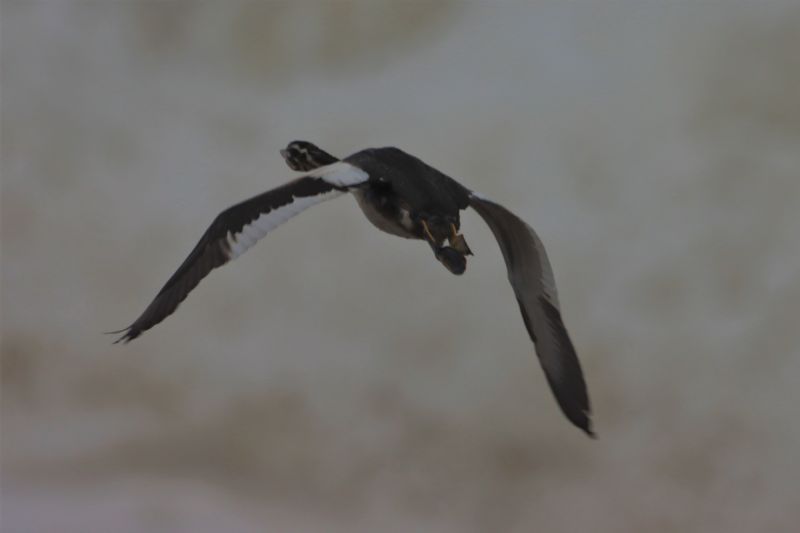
[111,162,368,344]
[469,193,594,436]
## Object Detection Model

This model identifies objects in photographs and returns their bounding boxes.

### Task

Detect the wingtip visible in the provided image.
[582,419,597,439]
[572,403,596,435]
[104,327,135,345]
[567,410,596,439]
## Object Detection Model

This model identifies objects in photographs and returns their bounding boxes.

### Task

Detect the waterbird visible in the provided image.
[111,141,594,436]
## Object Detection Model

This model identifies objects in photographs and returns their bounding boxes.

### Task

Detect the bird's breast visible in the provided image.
[352,188,418,239]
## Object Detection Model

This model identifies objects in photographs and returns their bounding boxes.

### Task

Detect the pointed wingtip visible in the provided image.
[104,327,134,345]
[568,408,596,439]
[582,418,597,439]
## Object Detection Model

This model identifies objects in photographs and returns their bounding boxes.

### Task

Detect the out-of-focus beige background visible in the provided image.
[2,2,799,532]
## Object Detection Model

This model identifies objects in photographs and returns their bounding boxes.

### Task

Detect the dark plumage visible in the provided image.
[112,141,593,436]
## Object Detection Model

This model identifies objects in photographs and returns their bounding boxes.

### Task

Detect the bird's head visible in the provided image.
[280,141,338,172]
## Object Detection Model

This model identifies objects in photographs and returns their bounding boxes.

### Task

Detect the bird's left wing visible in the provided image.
[111,162,368,343]
[469,193,594,436]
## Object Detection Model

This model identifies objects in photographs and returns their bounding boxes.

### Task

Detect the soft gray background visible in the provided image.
[2,2,799,532]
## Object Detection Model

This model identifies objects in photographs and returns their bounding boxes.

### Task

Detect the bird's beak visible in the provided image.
[279,149,288,159]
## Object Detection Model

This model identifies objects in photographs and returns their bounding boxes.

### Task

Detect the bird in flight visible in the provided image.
[112,141,594,436]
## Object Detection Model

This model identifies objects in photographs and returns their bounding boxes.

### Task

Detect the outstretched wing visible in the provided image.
[469,193,594,436]
[112,162,368,343]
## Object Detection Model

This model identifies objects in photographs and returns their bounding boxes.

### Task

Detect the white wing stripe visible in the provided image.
[225,189,343,259]
[223,160,370,261]
[242,225,264,240]
[308,161,369,187]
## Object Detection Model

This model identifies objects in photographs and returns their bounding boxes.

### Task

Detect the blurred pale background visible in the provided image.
[2,2,799,532]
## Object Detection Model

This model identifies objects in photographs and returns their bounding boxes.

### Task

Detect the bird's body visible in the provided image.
[112,141,594,436]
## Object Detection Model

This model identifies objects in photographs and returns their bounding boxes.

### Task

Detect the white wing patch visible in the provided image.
[469,190,491,202]
[309,161,369,187]
[225,189,343,259]
[224,162,367,261]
